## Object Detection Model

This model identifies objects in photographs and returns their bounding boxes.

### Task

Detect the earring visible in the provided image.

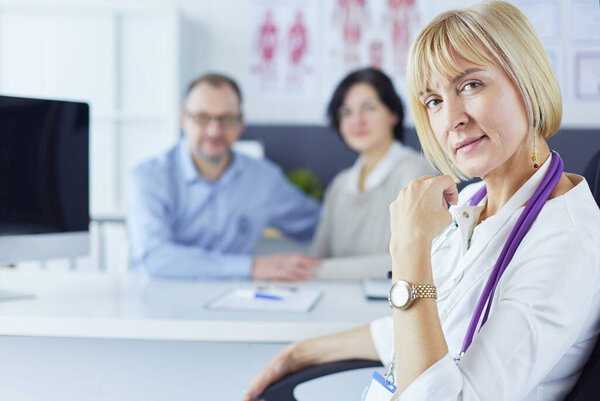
[531,134,539,169]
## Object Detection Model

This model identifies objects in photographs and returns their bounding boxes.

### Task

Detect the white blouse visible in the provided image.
[370,155,600,400]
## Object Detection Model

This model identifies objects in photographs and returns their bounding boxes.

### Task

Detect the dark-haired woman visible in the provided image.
[311,67,432,259]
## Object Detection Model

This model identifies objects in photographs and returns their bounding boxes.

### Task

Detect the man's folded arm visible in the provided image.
[128,168,253,280]
[138,241,253,280]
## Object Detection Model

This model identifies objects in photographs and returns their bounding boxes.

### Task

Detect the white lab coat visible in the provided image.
[370,155,600,400]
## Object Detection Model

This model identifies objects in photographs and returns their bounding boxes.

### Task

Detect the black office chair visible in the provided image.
[582,149,600,208]
[259,359,382,400]
[259,150,600,401]
[563,149,600,401]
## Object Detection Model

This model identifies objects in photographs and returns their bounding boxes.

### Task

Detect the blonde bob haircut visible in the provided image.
[407,1,562,182]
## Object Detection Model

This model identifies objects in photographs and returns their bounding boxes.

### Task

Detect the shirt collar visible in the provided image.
[179,138,244,186]
[179,138,199,184]
[344,141,414,193]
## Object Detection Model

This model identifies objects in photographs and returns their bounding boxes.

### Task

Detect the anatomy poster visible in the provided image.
[244,0,600,127]
[322,0,422,101]
[574,53,600,101]
[247,0,319,100]
[569,0,600,44]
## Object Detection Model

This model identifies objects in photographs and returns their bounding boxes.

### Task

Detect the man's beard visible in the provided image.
[192,141,230,165]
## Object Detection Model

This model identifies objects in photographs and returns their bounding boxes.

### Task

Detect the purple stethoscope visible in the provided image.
[457,151,564,361]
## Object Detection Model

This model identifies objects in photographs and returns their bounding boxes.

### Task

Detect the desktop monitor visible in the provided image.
[0,95,90,265]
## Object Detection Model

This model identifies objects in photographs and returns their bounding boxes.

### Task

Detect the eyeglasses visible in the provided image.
[184,111,242,128]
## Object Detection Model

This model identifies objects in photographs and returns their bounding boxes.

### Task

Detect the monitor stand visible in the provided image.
[0,265,35,302]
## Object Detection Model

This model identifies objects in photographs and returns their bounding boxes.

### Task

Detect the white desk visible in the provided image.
[0,271,389,341]
[0,271,389,400]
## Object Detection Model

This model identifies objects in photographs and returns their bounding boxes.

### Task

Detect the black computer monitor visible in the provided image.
[0,95,90,267]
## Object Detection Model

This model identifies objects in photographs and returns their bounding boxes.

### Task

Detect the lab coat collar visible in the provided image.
[450,152,555,268]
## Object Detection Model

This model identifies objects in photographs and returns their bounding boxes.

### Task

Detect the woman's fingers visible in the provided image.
[390,175,458,246]
[433,175,459,206]
[243,349,293,401]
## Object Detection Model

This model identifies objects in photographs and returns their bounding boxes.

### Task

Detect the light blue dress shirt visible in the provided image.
[128,139,320,280]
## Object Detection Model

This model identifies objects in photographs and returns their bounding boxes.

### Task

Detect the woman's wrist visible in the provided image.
[286,339,323,372]
[390,232,434,256]
[391,241,433,283]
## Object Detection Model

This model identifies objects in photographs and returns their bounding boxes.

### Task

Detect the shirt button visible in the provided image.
[462,211,470,219]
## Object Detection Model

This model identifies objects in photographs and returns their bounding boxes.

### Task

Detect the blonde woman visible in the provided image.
[244,2,600,400]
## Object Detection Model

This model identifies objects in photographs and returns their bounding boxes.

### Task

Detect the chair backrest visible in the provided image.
[259,359,382,401]
[563,337,600,400]
[563,150,600,401]
[582,149,600,208]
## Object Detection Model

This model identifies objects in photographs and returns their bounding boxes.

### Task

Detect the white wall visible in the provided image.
[176,0,600,128]
[0,0,187,272]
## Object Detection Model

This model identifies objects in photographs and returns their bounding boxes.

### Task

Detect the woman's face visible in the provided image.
[421,57,531,179]
[338,83,398,155]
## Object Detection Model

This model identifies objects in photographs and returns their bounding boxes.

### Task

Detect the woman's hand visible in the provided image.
[389,175,458,262]
[242,325,378,400]
[243,343,300,401]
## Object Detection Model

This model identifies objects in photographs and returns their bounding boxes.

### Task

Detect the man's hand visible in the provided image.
[251,253,320,281]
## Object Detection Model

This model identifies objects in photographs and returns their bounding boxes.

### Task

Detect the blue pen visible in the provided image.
[255,292,283,301]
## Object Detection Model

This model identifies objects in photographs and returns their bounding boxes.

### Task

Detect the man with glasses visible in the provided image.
[128,73,321,280]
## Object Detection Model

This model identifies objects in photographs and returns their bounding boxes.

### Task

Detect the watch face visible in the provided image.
[390,281,411,309]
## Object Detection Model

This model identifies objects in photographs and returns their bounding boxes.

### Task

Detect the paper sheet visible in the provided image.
[205,285,322,312]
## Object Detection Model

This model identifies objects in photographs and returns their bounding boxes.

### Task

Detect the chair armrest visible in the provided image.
[259,359,383,401]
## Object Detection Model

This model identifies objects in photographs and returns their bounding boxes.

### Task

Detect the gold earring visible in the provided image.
[531,134,539,169]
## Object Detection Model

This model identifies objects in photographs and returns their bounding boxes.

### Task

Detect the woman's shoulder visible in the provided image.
[540,176,600,238]
[548,173,579,200]
[321,167,355,204]
[329,167,354,189]
[386,149,434,185]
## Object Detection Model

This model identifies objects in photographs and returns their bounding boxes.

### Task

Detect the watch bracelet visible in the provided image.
[413,284,437,299]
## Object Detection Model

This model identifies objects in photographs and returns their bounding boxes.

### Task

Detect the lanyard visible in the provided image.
[458,151,564,360]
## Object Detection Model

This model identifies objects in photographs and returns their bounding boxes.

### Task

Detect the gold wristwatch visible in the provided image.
[388,280,437,310]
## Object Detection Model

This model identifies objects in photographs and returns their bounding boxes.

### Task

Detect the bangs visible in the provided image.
[405,1,562,183]
[408,11,497,99]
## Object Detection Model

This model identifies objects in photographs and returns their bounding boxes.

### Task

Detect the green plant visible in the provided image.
[286,168,324,201]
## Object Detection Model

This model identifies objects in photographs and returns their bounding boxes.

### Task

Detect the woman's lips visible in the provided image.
[456,136,485,154]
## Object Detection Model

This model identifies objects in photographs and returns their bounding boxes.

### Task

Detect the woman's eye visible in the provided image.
[339,109,351,118]
[425,98,441,109]
[462,81,481,91]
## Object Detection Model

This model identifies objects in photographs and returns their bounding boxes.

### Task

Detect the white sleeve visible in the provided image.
[399,227,600,400]
[370,316,394,366]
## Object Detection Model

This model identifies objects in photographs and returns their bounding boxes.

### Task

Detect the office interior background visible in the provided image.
[2,0,599,275]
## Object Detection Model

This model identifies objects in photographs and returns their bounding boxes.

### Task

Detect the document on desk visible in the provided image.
[362,279,390,301]
[206,285,322,312]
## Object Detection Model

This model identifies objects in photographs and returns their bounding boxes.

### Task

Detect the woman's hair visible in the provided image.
[407,1,562,182]
[327,67,405,142]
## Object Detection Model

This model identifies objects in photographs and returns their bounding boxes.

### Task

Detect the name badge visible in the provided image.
[361,371,397,401]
